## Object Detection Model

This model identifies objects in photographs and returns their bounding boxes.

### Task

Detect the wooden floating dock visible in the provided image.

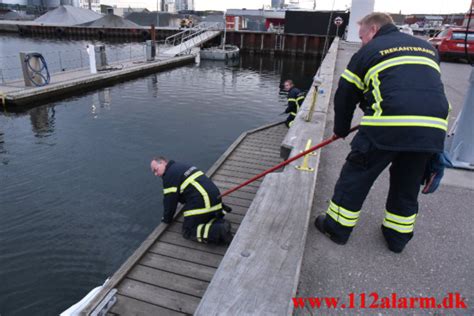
[0,54,195,108]
[81,122,288,315]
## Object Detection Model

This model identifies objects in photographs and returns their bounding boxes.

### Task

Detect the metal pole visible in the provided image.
[79,49,83,68]
[222,11,227,49]
[448,66,474,170]
[58,51,63,71]
[219,126,359,198]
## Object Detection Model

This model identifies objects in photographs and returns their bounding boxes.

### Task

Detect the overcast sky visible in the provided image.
[196,0,472,14]
[125,0,472,14]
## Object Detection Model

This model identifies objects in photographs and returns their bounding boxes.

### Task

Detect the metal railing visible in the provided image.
[163,22,224,55]
[0,43,148,83]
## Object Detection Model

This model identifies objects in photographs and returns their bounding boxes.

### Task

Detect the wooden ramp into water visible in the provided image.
[81,122,288,315]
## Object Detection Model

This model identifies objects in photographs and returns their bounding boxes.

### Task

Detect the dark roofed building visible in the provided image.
[126,12,182,27]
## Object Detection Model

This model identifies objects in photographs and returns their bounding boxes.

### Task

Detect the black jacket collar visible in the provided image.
[374,23,399,39]
[163,160,175,177]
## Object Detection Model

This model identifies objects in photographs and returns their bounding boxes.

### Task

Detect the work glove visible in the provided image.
[222,203,233,213]
[333,125,350,138]
[421,152,453,194]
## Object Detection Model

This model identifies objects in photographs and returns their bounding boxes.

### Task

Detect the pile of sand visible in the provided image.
[81,13,140,28]
[35,5,102,26]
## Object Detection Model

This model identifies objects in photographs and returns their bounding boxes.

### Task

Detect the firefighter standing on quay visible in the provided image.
[315,13,450,253]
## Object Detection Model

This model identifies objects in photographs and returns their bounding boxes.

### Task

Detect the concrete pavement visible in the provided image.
[296,41,474,315]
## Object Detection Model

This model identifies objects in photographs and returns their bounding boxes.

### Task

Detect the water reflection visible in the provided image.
[0,129,7,165]
[30,106,55,138]
[91,88,112,118]
[0,52,320,316]
[147,74,158,98]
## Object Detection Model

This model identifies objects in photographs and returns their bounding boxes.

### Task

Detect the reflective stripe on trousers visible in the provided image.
[382,210,417,233]
[196,217,218,243]
[326,200,360,228]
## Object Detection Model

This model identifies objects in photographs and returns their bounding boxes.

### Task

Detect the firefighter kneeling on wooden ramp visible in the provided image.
[315,12,451,253]
[151,157,233,245]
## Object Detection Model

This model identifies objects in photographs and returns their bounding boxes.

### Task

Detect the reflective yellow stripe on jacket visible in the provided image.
[360,115,448,131]
[341,69,365,91]
[364,56,440,86]
[179,170,221,217]
[184,203,223,217]
[163,187,177,194]
[358,56,446,130]
[180,171,204,193]
[288,96,304,117]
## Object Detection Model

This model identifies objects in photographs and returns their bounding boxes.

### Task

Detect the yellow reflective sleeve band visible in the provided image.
[196,223,205,242]
[203,218,217,240]
[341,69,365,90]
[371,74,383,116]
[361,115,448,131]
[163,187,178,194]
[364,56,440,86]
[288,98,297,103]
[290,112,297,116]
[183,203,223,217]
[180,171,204,193]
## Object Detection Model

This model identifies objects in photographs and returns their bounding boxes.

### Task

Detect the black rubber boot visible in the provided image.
[381,225,412,254]
[314,214,348,245]
[220,221,233,245]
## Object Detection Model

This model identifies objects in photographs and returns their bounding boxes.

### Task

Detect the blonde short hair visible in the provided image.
[358,12,394,28]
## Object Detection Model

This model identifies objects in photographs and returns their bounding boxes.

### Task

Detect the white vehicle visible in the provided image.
[397,25,414,36]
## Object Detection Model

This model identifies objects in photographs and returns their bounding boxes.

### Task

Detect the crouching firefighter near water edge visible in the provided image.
[314,13,450,253]
[151,157,233,245]
[284,79,305,127]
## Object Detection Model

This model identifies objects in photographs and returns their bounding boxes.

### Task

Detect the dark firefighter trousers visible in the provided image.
[182,209,232,245]
[323,132,433,250]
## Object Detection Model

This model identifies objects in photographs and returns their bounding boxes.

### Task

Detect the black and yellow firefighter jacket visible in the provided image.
[334,23,450,152]
[161,160,222,229]
[285,87,305,127]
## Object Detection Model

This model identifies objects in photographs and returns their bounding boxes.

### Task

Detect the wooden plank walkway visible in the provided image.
[0,54,195,108]
[81,121,288,315]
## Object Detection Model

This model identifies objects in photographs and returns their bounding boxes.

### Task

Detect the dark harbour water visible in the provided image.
[0,36,320,316]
